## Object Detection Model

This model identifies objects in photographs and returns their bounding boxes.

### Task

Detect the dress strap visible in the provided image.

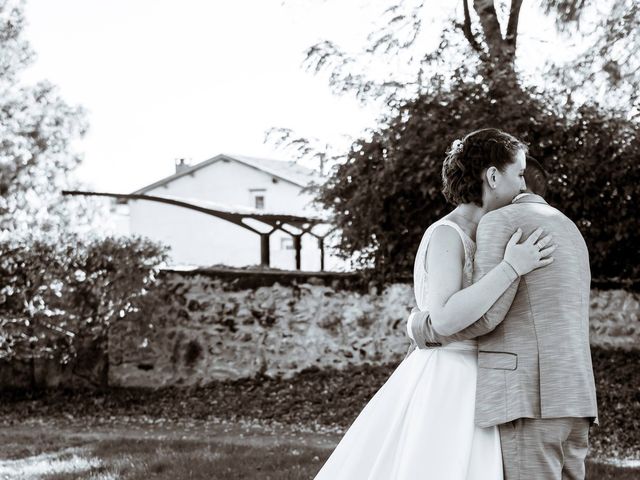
[435,219,473,245]
[417,219,470,275]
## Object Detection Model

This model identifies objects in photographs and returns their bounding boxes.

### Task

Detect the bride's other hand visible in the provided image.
[503,227,556,276]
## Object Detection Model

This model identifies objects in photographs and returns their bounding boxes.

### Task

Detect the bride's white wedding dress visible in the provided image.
[313,219,503,479]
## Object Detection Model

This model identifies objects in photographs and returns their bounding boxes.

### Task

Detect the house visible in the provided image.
[115,153,347,271]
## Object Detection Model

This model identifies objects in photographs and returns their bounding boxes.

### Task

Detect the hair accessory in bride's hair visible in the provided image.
[447,138,464,158]
[442,128,526,205]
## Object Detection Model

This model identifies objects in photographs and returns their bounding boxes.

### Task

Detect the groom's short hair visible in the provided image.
[524,155,548,196]
[441,128,528,206]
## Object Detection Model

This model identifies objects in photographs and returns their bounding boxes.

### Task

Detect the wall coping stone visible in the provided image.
[159,266,368,291]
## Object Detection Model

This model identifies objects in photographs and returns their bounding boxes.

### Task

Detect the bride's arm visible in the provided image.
[412,212,522,343]
[424,216,553,337]
[424,225,518,336]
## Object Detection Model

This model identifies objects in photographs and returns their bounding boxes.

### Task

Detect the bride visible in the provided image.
[313,128,555,479]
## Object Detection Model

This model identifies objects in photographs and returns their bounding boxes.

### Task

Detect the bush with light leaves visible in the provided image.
[0,230,169,384]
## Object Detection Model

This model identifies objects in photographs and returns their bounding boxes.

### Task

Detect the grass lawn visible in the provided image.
[0,429,638,480]
[1,431,323,480]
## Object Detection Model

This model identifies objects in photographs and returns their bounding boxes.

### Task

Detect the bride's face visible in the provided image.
[484,150,527,209]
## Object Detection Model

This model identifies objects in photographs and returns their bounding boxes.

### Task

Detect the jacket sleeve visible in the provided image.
[416,210,521,345]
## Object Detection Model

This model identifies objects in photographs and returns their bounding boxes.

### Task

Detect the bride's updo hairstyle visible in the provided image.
[441,128,527,206]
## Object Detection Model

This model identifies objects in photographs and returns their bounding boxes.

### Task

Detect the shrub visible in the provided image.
[0,231,169,386]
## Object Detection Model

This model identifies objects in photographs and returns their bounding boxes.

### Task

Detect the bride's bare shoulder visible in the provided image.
[428,223,464,255]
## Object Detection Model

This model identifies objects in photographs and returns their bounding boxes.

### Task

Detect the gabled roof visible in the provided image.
[131,153,322,195]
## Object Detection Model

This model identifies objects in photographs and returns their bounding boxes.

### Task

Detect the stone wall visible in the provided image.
[109,269,411,386]
[107,268,640,388]
[589,288,640,349]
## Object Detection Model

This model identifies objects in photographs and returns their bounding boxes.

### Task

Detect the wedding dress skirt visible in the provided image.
[313,341,503,480]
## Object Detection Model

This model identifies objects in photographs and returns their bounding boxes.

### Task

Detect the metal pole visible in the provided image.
[294,235,302,270]
[318,237,325,271]
[260,233,270,267]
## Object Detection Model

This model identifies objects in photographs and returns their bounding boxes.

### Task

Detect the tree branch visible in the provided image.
[461,0,482,52]
[506,0,524,47]
[473,0,505,59]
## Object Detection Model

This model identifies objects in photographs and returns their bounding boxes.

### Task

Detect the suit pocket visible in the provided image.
[478,351,518,370]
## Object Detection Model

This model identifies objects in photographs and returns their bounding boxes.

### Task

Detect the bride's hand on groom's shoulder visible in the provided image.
[503,227,557,277]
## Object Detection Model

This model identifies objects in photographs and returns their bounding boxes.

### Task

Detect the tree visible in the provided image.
[272,1,639,174]
[0,0,106,236]
[314,69,640,284]
[301,0,638,110]
[268,0,640,284]
[0,1,169,386]
[546,0,640,113]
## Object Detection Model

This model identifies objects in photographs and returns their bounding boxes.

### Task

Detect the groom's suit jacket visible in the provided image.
[412,194,598,428]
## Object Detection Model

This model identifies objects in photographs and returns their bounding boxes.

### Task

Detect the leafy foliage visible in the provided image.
[0,1,171,386]
[547,0,640,112]
[0,232,169,383]
[297,0,639,112]
[274,1,640,286]
[0,0,108,235]
[315,71,640,284]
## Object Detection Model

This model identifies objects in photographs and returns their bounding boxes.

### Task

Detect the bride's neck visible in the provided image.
[452,203,486,227]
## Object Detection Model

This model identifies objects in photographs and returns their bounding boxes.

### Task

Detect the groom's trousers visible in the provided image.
[498,417,591,480]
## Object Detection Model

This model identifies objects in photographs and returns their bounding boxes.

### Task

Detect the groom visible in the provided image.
[406,157,598,479]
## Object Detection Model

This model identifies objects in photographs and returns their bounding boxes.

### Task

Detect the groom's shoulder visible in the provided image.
[480,202,573,234]
[478,204,520,227]
[481,200,555,224]
[475,206,521,242]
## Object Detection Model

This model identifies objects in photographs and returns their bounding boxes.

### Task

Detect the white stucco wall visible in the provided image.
[125,158,348,271]
[148,158,317,215]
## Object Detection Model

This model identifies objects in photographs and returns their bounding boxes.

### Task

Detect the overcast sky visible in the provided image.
[21,0,387,193]
[22,0,566,194]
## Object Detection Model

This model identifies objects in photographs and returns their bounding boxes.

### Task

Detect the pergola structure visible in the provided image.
[62,190,336,271]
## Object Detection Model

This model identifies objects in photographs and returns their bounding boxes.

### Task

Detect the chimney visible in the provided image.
[175,158,190,174]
